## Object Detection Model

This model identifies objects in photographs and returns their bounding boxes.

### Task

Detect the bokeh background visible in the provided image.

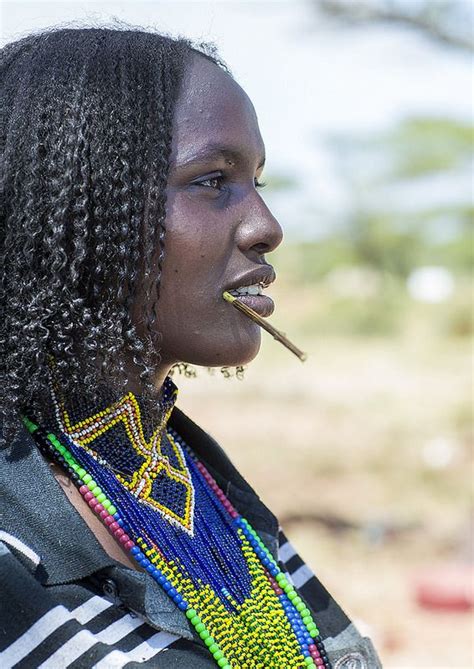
[2,1,473,667]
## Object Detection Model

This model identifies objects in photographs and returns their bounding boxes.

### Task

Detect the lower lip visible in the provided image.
[229,294,275,318]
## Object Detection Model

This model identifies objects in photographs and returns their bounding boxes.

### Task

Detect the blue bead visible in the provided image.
[113,512,121,520]
[130,546,140,555]
[163,582,172,592]
[168,587,177,597]
[178,600,188,611]
[158,575,166,585]
[146,564,155,574]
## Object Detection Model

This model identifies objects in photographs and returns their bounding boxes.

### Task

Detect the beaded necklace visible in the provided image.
[23,373,331,669]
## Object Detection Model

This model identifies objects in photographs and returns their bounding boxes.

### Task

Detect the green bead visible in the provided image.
[199,629,210,640]
[91,486,102,496]
[190,615,200,626]
[296,602,305,612]
[78,468,87,478]
[97,493,106,503]
[217,658,228,668]
[213,650,223,661]
[204,636,214,647]
[185,609,197,619]
[109,505,117,515]
[221,665,232,669]
[209,644,219,654]
[88,480,96,489]
[302,615,312,625]
[195,622,205,633]
[301,607,311,617]
[288,591,298,602]
[304,658,314,666]
[102,500,111,510]
[83,474,92,484]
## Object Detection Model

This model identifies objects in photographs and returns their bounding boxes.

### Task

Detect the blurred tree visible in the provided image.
[314,0,473,52]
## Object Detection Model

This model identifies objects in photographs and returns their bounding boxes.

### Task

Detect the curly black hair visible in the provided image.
[0,25,230,448]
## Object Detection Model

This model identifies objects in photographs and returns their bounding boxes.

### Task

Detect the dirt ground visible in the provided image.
[175,333,473,669]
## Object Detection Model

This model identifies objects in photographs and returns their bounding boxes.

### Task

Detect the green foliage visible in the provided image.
[386,117,474,178]
[349,214,423,277]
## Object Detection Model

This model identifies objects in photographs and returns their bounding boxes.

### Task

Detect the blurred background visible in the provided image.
[2,1,473,666]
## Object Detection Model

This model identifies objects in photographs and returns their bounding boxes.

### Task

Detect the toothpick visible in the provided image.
[222,291,307,362]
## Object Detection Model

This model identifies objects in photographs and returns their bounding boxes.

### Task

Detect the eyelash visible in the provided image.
[193,175,267,191]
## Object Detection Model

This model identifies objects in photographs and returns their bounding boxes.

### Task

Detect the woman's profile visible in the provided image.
[0,27,381,668]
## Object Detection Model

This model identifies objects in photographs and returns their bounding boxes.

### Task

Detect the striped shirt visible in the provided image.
[0,408,382,668]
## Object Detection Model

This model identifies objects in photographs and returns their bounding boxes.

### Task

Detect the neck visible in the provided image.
[122,355,174,397]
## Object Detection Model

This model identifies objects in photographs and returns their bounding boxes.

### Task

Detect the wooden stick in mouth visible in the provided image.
[222,291,307,362]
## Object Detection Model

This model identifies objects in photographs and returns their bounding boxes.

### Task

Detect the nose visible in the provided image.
[235,192,283,257]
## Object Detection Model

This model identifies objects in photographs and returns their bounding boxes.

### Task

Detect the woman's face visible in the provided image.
[146,54,283,370]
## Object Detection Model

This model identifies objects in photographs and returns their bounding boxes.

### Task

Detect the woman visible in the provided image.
[0,27,381,668]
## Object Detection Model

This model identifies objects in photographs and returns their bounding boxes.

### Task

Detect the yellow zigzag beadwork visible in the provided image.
[136,531,306,668]
[48,377,195,535]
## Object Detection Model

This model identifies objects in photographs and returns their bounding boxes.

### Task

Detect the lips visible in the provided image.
[224,265,276,317]
[232,294,275,317]
[225,265,276,294]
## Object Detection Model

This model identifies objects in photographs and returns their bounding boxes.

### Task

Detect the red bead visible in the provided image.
[124,540,134,550]
[315,659,324,666]
[100,510,109,520]
[79,485,89,495]
[84,491,94,502]
[95,504,104,513]
[119,534,130,544]
[88,498,98,508]
[113,528,125,538]
[104,515,114,525]
[109,521,120,531]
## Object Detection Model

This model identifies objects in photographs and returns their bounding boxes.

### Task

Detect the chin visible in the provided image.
[178,329,262,369]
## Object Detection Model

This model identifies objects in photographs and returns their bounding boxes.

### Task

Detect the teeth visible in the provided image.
[229,283,264,297]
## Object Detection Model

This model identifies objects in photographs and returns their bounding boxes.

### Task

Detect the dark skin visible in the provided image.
[55,53,283,567]
[134,53,283,391]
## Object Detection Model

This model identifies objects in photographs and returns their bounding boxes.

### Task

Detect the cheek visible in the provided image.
[161,192,233,294]
[152,194,260,365]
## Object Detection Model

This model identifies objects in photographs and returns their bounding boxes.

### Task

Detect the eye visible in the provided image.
[191,174,267,192]
[192,174,226,190]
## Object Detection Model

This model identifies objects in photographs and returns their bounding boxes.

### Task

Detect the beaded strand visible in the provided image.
[23,416,331,669]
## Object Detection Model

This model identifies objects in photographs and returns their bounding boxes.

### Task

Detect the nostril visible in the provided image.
[252,242,271,255]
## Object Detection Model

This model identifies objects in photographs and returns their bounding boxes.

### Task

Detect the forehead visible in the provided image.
[170,54,265,166]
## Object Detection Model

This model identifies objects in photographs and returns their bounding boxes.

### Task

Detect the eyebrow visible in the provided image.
[177,143,266,170]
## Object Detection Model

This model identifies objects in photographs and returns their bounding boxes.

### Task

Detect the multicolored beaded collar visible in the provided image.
[23,370,331,669]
